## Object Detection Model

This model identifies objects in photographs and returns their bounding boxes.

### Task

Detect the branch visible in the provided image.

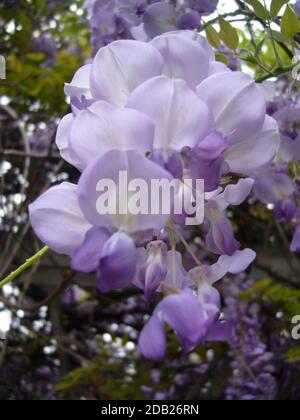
[0,246,49,288]
[255,64,295,83]
[0,269,75,313]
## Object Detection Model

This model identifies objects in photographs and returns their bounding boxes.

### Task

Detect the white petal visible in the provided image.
[90,40,164,106]
[197,71,266,144]
[127,76,213,152]
[29,183,92,256]
[69,101,155,171]
[151,32,209,87]
[224,116,281,174]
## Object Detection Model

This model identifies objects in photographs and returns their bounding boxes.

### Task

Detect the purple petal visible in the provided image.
[141,241,168,301]
[143,3,178,38]
[151,150,183,179]
[295,0,300,16]
[195,0,219,14]
[97,232,137,293]
[189,155,223,193]
[55,113,74,165]
[197,71,266,144]
[78,149,173,233]
[144,262,167,302]
[138,315,166,361]
[64,64,92,100]
[150,32,209,87]
[162,251,193,290]
[214,178,254,211]
[90,40,164,106]
[274,200,298,222]
[127,76,213,152]
[254,170,295,204]
[170,30,214,60]
[208,248,256,284]
[157,289,208,349]
[205,210,240,256]
[224,116,281,174]
[29,183,92,256]
[291,225,300,253]
[69,101,155,171]
[196,132,228,160]
[178,10,201,31]
[71,227,110,273]
[208,61,230,76]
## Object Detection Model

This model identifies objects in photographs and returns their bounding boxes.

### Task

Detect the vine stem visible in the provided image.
[0,246,49,288]
[168,219,202,267]
[255,64,296,83]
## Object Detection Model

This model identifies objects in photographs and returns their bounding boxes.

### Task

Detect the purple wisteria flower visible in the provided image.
[252,81,300,252]
[138,248,256,360]
[29,31,279,359]
[295,0,300,17]
[85,1,220,54]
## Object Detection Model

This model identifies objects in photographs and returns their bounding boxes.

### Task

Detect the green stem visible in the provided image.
[262,0,283,67]
[255,64,295,83]
[200,10,253,32]
[0,246,49,288]
[168,219,202,266]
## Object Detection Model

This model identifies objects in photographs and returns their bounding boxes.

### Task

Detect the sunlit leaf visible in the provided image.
[244,0,267,19]
[281,5,300,38]
[205,25,221,48]
[270,0,289,20]
[219,18,239,50]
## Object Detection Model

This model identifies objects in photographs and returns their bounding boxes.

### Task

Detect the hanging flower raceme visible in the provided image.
[251,81,300,252]
[29,31,280,359]
[138,248,256,360]
[84,0,220,54]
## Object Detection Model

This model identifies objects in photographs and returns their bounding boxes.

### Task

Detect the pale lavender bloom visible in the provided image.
[30,149,173,292]
[291,225,300,253]
[138,288,230,361]
[85,0,219,52]
[134,248,193,298]
[274,200,298,222]
[295,0,300,17]
[30,32,272,325]
[134,241,169,301]
[138,248,255,360]
[223,276,278,400]
[56,32,279,180]
[205,179,254,255]
[253,169,295,205]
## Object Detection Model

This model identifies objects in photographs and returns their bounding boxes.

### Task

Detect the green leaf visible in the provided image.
[218,18,239,50]
[27,52,46,62]
[270,0,289,20]
[286,347,300,363]
[281,5,300,38]
[205,25,221,48]
[215,53,229,64]
[243,0,267,19]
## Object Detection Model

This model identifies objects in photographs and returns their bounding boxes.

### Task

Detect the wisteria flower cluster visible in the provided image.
[85,0,219,54]
[253,81,300,253]
[29,30,281,360]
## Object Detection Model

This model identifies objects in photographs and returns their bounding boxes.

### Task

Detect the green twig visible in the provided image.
[200,10,253,32]
[0,246,49,288]
[169,219,202,266]
[255,64,295,83]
